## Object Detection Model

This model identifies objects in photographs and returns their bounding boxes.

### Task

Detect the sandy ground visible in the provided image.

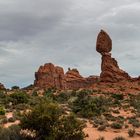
[3,112,20,128]
[84,121,140,140]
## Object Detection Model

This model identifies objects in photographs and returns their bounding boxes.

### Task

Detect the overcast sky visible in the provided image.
[0,0,140,88]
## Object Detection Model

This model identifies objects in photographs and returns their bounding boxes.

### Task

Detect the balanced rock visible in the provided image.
[96,30,131,82]
[96,30,112,54]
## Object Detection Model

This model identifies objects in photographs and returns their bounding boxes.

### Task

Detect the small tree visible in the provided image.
[10,92,29,105]
[0,105,5,115]
[128,128,135,137]
[0,125,23,140]
[11,86,20,90]
[21,99,86,140]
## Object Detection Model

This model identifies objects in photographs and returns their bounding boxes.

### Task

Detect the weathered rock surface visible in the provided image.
[65,68,88,89]
[96,30,112,54]
[96,30,131,82]
[34,64,99,90]
[34,63,66,89]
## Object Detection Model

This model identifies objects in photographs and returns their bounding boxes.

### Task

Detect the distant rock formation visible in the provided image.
[34,63,99,90]
[34,29,132,89]
[34,63,66,89]
[65,68,88,89]
[96,30,131,82]
[0,83,5,90]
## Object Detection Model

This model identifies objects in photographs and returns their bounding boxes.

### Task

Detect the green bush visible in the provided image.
[8,117,16,122]
[0,91,6,98]
[53,92,71,103]
[0,117,7,124]
[21,99,86,140]
[112,93,124,100]
[96,136,105,140]
[10,92,29,105]
[0,125,23,140]
[98,125,106,131]
[113,136,126,140]
[0,106,5,115]
[11,86,20,90]
[129,94,140,112]
[128,118,140,128]
[72,92,109,118]
[128,129,135,137]
[55,114,86,140]
[111,122,122,129]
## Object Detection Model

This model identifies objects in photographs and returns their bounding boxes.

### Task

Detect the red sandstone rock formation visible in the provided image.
[65,68,88,89]
[34,64,99,90]
[96,29,112,54]
[96,30,131,82]
[34,63,66,89]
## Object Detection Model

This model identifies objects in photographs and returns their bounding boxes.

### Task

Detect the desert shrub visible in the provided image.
[21,99,86,140]
[124,124,129,128]
[0,105,5,115]
[15,103,30,111]
[72,92,109,118]
[71,90,77,96]
[8,117,16,122]
[128,118,140,128]
[53,92,71,103]
[113,99,121,106]
[55,114,86,140]
[32,91,38,96]
[128,128,135,137]
[0,91,6,98]
[113,136,126,140]
[0,116,7,124]
[112,109,120,114]
[10,92,29,105]
[112,93,124,100]
[0,125,23,140]
[116,116,125,124]
[93,116,107,126]
[44,88,55,97]
[129,94,140,112]
[111,122,122,129]
[96,136,105,140]
[98,125,106,131]
[104,113,116,121]
[11,86,20,90]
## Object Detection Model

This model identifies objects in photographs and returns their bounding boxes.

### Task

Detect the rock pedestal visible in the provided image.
[96,30,131,82]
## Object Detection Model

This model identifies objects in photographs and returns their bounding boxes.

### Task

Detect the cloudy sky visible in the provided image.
[0,0,140,88]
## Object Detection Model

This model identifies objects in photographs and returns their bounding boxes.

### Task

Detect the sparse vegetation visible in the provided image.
[96,136,105,140]
[0,105,5,115]
[128,128,135,137]
[0,87,140,139]
[111,122,123,129]
[20,99,86,140]
[72,90,109,118]
[0,125,23,140]
[113,136,126,140]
